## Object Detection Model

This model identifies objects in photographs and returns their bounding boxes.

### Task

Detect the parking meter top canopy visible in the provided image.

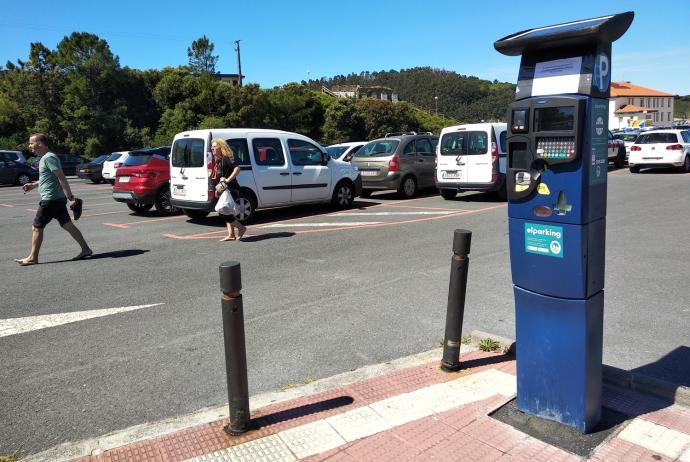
[494,12,633,102]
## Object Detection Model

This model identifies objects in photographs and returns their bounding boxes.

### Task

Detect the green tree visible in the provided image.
[322,99,364,143]
[187,36,218,75]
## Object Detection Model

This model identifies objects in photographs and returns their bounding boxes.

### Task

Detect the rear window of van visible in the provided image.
[172,138,205,167]
[440,131,488,155]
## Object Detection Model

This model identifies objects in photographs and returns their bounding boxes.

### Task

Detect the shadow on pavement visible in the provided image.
[87,249,150,260]
[631,345,690,388]
[240,232,295,243]
[251,395,355,429]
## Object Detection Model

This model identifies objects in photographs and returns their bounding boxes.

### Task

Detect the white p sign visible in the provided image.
[594,53,610,92]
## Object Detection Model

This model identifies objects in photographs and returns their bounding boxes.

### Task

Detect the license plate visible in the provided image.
[443,171,461,179]
[173,184,186,196]
[79,169,85,173]
[360,170,378,176]
[119,176,130,183]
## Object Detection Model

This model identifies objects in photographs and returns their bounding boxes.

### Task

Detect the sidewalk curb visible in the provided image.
[469,329,690,408]
[20,344,477,462]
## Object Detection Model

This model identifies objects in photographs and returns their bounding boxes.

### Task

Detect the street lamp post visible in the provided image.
[435,96,439,115]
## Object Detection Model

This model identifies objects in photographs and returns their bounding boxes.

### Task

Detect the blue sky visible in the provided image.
[2,0,689,95]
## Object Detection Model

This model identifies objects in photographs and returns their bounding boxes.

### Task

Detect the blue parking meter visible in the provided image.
[495,12,633,433]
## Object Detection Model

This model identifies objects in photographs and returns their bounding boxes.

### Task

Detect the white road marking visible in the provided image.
[260,222,383,228]
[0,303,164,338]
[331,211,455,216]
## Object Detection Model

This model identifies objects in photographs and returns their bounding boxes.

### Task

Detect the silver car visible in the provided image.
[352,132,438,198]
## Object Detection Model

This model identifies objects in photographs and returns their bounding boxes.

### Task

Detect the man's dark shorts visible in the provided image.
[33,198,71,228]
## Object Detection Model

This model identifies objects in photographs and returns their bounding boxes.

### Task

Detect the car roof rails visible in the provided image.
[385,131,417,137]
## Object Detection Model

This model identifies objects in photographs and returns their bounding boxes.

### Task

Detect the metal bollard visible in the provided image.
[441,229,472,372]
[220,261,250,435]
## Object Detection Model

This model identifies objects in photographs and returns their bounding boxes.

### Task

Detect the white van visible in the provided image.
[435,123,507,200]
[169,129,362,222]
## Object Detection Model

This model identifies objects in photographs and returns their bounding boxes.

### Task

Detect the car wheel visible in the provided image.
[614,147,626,168]
[90,178,101,184]
[398,176,417,198]
[236,189,257,224]
[154,187,180,215]
[440,189,457,200]
[182,209,209,219]
[681,155,690,173]
[15,173,31,186]
[331,180,354,208]
[629,165,640,173]
[126,202,153,214]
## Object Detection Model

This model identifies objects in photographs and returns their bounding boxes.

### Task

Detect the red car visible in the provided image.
[112,146,179,215]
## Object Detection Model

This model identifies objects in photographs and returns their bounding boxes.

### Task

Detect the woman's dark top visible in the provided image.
[212,156,240,192]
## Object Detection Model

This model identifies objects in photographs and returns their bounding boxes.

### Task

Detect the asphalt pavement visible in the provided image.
[1,166,689,457]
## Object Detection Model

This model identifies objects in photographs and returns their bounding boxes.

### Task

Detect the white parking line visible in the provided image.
[260,222,383,228]
[0,303,164,338]
[331,211,456,216]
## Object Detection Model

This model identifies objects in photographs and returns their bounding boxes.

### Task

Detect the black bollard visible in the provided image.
[441,229,472,372]
[220,261,250,435]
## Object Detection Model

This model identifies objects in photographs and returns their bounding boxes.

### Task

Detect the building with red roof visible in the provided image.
[609,82,675,130]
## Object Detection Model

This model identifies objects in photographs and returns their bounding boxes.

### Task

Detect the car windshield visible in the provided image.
[90,155,108,164]
[107,153,122,161]
[636,133,678,144]
[325,146,348,158]
[355,140,399,157]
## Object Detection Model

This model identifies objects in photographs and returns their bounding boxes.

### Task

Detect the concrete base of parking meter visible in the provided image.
[515,286,604,433]
[441,230,471,372]
[220,261,250,436]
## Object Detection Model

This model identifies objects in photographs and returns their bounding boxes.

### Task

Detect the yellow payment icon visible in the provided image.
[537,183,551,195]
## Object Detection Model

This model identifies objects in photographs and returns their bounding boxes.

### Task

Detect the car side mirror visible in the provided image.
[321,153,331,165]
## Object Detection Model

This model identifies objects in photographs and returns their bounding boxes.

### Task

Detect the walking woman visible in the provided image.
[210,139,247,241]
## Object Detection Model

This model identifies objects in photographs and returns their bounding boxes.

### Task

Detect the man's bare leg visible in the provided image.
[15,226,44,265]
[62,221,92,259]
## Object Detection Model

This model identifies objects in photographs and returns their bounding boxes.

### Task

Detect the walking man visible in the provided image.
[14,133,92,266]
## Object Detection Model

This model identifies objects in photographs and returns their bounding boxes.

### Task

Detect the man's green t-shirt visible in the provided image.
[38,152,65,201]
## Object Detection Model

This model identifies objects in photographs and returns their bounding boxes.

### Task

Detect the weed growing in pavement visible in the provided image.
[461,335,472,345]
[478,338,501,352]
[0,455,18,462]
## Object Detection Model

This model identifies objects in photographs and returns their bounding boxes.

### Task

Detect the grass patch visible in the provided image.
[0,455,18,462]
[478,337,501,352]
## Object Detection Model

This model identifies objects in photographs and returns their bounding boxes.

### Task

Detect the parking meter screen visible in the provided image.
[534,107,575,131]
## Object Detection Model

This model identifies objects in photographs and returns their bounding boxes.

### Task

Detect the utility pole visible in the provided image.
[234,40,242,87]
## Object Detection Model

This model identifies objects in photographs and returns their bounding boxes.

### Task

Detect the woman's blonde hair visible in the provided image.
[212,138,235,159]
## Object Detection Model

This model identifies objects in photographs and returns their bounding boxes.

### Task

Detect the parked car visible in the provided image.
[112,146,177,215]
[325,141,366,162]
[0,159,39,185]
[169,129,361,222]
[76,154,108,183]
[52,154,84,176]
[102,151,130,184]
[352,132,438,198]
[30,155,41,168]
[607,131,627,168]
[628,130,690,173]
[435,123,507,200]
[613,131,639,163]
[0,150,28,164]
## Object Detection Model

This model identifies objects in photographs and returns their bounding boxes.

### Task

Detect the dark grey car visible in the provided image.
[352,132,438,198]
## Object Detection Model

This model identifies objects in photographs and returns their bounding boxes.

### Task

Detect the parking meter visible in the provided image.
[495,12,633,433]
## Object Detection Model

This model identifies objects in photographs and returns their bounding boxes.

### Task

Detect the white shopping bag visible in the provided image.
[214,189,239,216]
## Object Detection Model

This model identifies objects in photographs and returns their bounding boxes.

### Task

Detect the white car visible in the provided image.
[435,123,507,200]
[325,141,366,162]
[628,130,690,173]
[169,128,362,222]
[102,151,130,184]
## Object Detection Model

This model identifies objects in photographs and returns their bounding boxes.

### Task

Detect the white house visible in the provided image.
[608,82,674,130]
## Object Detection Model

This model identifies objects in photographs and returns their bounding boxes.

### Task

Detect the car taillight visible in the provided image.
[608,142,616,149]
[666,144,682,150]
[133,171,156,178]
[388,154,400,172]
[630,146,641,151]
[114,162,122,168]
[491,142,498,164]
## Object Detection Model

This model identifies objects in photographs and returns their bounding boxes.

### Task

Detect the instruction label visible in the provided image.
[525,223,564,258]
